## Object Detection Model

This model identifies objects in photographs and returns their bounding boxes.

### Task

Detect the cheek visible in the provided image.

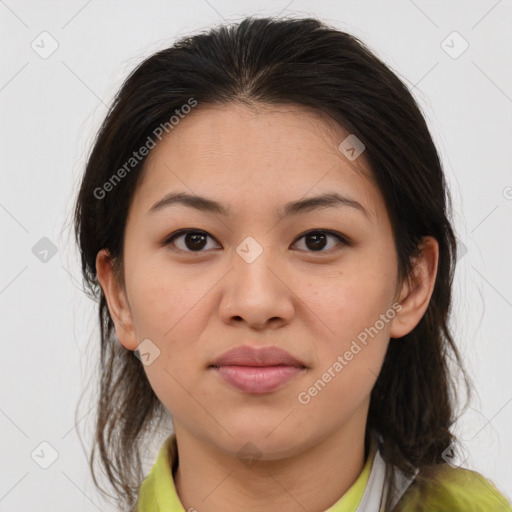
[298,266,394,385]
[127,260,211,342]
[142,342,189,410]
[304,272,394,341]
[296,285,391,423]
[128,265,214,409]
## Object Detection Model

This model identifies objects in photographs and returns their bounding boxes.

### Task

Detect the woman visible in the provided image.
[73,16,511,511]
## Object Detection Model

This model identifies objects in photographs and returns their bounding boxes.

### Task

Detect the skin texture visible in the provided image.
[96,102,438,512]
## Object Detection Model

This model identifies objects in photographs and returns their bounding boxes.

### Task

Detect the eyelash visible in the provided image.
[163,229,350,254]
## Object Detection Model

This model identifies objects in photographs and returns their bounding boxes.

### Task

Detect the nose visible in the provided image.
[218,244,295,330]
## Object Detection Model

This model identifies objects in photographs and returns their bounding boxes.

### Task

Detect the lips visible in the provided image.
[210,345,306,368]
[209,345,307,394]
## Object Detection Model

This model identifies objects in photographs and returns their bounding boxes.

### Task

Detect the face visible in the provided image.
[98,102,428,461]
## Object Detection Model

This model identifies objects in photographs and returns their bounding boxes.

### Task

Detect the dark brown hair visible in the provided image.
[73,16,470,511]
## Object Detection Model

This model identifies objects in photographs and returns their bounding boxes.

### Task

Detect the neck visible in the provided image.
[173,406,369,512]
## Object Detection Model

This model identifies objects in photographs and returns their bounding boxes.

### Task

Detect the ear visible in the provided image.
[96,249,139,351]
[390,236,439,339]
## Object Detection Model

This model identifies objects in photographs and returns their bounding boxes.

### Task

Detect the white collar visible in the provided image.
[356,437,418,511]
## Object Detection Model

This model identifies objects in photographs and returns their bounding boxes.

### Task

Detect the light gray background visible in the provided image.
[1,1,511,510]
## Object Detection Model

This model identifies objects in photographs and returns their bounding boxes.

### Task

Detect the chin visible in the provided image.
[214,423,310,461]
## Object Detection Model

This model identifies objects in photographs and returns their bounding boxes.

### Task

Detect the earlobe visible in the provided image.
[95,249,139,351]
[389,237,439,339]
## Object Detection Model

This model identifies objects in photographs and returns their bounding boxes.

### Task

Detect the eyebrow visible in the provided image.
[148,191,370,220]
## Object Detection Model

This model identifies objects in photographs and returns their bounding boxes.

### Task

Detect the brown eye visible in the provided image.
[164,230,220,252]
[292,230,348,253]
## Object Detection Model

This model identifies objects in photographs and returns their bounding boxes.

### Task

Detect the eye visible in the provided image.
[163,229,348,253]
[164,230,220,252]
[291,230,348,253]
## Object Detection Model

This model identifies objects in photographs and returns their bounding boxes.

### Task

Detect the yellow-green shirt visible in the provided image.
[136,433,512,512]
[394,463,512,511]
[136,433,373,511]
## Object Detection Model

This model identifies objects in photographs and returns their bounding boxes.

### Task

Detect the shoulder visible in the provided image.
[395,464,512,511]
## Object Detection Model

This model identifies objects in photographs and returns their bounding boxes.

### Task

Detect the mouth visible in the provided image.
[208,345,307,394]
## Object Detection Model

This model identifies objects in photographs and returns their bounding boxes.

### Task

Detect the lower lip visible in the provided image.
[211,365,304,394]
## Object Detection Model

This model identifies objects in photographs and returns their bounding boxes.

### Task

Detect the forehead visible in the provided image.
[131,102,383,221]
